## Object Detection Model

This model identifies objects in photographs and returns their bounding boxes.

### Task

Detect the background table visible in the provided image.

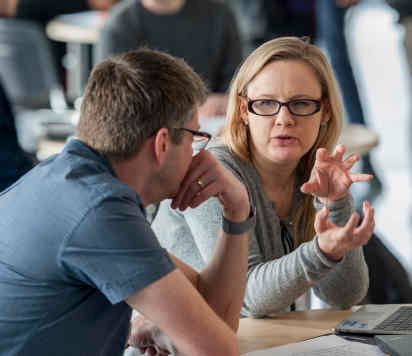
[46,11,105,100]
[37,122,378,161]
[237,309,352,354]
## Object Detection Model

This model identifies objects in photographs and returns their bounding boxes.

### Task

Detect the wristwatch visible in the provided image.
[222,206,256,235]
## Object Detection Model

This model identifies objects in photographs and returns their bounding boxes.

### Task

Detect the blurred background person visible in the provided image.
[316,0,383,207]
[0,0,119,90]
[386,0,412,184]
[97,0,242,118]
[0,80,34,192]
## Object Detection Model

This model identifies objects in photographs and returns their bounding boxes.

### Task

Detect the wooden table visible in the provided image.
[237,309,352,354]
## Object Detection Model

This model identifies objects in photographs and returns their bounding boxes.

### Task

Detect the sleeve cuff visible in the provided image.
[103,249,176,304]
[313,194,354,211]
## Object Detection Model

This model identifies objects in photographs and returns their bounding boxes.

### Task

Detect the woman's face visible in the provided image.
[242,59,328,167]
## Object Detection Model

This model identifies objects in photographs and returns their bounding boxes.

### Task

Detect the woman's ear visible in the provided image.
[321,99,331,125]
[153,128,170,166]
[239,96,249,125]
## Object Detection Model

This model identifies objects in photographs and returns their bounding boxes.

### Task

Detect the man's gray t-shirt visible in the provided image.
[0,139,175,356]
[97,0,242,92]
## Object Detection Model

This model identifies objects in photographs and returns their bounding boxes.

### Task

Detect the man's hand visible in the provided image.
[199,94,228,118]
[315,200,375,261]
[300,145,372,203]
[128,315,174,356]
[171,150,250,222]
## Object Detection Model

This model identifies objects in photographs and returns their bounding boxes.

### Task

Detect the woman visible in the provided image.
[127,36,375,354]
[150,37,374,319]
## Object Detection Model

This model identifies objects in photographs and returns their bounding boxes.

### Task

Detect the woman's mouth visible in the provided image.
[273,135,297,146]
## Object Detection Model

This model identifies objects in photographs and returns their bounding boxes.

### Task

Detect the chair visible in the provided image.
[0,19,75,152]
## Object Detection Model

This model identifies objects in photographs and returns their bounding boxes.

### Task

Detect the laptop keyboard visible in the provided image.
[376,306,412,331]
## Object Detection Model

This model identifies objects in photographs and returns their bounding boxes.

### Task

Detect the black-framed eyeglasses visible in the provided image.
[247,98,322,117]
[177,127,212,151]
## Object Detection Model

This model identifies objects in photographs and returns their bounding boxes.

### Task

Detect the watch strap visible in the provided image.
[222,207,256,235]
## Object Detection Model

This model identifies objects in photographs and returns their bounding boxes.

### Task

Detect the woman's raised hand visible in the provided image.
[300,145,373,203]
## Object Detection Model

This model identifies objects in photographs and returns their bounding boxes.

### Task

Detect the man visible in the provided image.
[0,49,254,355]
[97,0,242,118]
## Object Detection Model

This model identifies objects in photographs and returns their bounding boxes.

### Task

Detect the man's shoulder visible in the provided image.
[37,140,141,213]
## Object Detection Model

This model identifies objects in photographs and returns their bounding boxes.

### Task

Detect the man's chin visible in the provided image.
[166,188,180,202]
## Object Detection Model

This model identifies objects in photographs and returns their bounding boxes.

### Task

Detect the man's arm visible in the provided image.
[171,149,252,330]
[169,223,249,331]
[126,269,239,356]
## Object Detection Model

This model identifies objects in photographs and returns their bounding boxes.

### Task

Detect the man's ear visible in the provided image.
[153,128,170,166]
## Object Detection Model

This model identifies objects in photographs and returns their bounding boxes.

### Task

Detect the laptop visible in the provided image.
[335,304,412,335]
[374,335,412,356]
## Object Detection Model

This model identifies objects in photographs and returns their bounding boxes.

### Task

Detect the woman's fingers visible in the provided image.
[353,201,375,243]
[331,144,346,161]
[350,173,373,183]
[315,169,329,196]
[342,153,359,170]
[341,211,360,238]
[316,147,329,163]
[314,206,331,233]
[300,180,317,195]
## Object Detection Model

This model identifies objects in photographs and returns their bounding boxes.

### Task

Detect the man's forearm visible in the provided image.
[197,229,249,331]
[169,229,249,331]
[170,254,199,288]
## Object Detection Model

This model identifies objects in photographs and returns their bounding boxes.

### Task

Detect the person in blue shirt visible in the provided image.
[0,48,255,356]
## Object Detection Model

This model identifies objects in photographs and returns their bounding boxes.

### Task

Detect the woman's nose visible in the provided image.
[274,106,295,127]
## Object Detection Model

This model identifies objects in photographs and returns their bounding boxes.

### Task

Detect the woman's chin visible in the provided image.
[267,147,303,165]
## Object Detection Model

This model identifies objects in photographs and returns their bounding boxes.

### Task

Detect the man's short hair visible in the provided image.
[77,48,208,161]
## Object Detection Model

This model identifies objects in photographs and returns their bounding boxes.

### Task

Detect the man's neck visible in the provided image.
[141,0,185,15]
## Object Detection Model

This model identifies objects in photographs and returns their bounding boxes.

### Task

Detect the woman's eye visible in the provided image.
[256,100,275,107]
[292,100,311,107]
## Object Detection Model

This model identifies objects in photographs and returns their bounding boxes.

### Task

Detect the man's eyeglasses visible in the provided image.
[247,98,321,117]
[177,127,212,151]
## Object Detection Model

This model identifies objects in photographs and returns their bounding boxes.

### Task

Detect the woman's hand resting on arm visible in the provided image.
[315,201,375,262]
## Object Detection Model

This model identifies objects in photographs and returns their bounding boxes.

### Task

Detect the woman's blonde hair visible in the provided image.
[223,37,343,246]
